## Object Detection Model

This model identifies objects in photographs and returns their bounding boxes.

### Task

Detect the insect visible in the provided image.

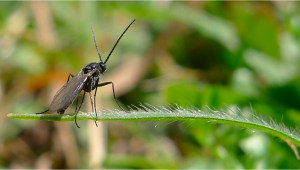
[36,20,135,128]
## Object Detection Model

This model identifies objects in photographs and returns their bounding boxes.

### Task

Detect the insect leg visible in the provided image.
[75,93,85,113]
[67,73,75,82]
[93,79,99,127]
[89,92,98,127]
[75,97,79,112]
[97,82,126,112]
[36,109,50,114]
[75,92,85,128]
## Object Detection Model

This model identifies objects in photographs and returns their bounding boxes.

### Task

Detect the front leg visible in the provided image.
[97,82,126,112]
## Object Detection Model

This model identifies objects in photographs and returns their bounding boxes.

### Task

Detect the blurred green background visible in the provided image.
[1,1,300,168]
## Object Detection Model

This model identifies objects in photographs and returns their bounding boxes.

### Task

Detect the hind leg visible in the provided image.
[36,109,50,114]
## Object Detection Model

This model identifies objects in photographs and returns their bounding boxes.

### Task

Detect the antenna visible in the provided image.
[104,19,135,64]
[91,23,103,63]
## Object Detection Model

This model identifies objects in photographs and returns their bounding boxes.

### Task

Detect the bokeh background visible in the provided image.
[1,1,300,168]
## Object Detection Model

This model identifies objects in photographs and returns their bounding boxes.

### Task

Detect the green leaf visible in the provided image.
[7,104,300,151]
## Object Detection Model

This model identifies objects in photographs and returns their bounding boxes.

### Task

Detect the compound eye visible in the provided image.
[101,64,106,72]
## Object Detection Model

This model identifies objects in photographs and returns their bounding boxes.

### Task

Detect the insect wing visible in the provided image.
[50,69,96,112]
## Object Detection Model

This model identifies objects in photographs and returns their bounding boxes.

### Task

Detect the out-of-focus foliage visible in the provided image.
[1,1,300,169]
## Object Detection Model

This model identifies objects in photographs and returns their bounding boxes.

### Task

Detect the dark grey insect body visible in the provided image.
[37,20,135,128]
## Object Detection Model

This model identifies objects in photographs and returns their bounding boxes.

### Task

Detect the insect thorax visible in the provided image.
[81,63,99,92]
[83,62,101,74]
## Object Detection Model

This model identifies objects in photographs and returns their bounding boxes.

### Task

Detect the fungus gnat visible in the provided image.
[37,20,135,128]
